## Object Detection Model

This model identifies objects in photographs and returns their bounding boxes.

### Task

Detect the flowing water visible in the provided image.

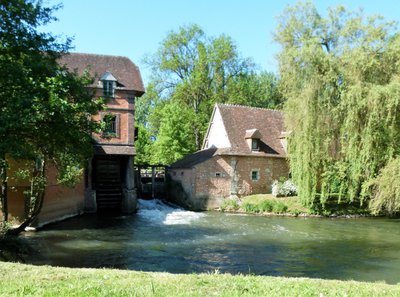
[20,199,400,284]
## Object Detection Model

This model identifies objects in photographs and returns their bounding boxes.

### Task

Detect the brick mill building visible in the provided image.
[168,104,289,210]
[8,53,145,226]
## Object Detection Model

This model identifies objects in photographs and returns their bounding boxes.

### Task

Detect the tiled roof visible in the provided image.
[217,104,286,157]
[59,53,145,95]
[169,147,218,169]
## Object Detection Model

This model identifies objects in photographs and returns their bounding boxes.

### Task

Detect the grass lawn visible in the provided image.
[0,262,399,296]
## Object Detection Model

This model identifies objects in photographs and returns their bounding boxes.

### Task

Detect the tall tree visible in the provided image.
[275,2,400,210]
[0,0,103,234]
[139,24,283,164]
[226,71,284,109]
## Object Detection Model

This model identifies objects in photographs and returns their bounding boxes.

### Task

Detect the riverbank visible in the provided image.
[1,262,399,296]
[219,194,372,217]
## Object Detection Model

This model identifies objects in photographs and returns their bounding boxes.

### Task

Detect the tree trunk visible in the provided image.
[0,157,8,223]
[6,160,46,236]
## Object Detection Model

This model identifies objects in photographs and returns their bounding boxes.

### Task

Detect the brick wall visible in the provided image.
[168,155,289,210]
[92,89,135,146]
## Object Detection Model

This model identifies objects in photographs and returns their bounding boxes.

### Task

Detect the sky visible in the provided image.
[44,0,399,85]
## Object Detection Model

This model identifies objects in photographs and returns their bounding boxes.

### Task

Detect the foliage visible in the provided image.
[138,24,284,164]
[275,2,400,208]
[242,202,260,213]
[0,0,103,234]
[272,178,297,197]
[151,102,197,165]
[273,201,288,214]
[241,199,289,214]
[226,71,285,109]
[220,198,240,211]
[258,200,274,212]
[134,124,154,165]
[368,158,400,216]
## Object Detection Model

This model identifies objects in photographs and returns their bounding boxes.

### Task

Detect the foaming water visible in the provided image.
[137,199,206,225]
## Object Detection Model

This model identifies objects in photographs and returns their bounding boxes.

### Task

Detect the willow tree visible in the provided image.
[275,2,400,210]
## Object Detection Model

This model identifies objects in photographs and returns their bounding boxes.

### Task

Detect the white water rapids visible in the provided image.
[137,199,206,225]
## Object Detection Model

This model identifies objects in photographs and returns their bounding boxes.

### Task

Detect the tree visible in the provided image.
[368,157,400,216]
[225,71,284,109]
[275,2,400,210]
[139,24,284,164]
[0,0,103,234]
[151,102,197,165]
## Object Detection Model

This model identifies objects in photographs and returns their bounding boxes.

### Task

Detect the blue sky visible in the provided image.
[45,0,399,84]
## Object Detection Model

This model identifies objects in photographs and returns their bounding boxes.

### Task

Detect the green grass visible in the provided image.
[0,262,399,296]
[237,194,309,216]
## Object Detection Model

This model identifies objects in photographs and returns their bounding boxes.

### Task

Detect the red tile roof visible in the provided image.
[215,104,286,157]
[169,147,218,168]
[59,53,145,95]
[171,104,286,168]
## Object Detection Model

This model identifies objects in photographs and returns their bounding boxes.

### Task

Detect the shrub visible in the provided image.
[220,198,240,211]
[368,158,400,216]
[273,201,288,213]
[272,178,297,197]
[242,202,259,213]
[259,200,274,212]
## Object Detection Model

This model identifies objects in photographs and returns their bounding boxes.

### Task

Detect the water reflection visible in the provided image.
[18,199,400,284]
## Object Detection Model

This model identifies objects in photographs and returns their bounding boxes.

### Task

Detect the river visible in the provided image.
[21,199,400,284]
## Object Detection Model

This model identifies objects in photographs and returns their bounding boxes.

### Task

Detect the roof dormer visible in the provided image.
[245,128,261,151]
[100,71,117,97]
[279,131,291,154]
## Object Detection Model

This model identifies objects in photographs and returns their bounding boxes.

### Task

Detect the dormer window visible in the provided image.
[103,80,115,97]
[251,139,259,151]
[245,128,262,152]
[100,71,117,98]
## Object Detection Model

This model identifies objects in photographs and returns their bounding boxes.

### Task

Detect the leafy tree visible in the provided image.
[0,0,103,234]
[275,2,400,210]
[226,71,284,109]
[139,24,284,164]
[134,124,154,165]
[368,158,400,216]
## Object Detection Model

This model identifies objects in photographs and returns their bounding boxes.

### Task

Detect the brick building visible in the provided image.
[168,104,289,210]
[8,53,144,226]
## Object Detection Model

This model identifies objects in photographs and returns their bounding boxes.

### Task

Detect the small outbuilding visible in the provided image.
[168,103,289,210]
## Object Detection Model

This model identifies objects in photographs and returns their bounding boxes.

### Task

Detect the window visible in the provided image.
[103,80,115,97]
[134,127,139,141]
[103,113,118,137]
[251,139,259,151]
[251,170,259,181]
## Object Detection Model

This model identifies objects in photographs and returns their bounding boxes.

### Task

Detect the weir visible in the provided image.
[135,165,167,199]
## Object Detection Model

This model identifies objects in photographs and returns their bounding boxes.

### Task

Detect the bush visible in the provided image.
[272,178,297,197]
[220,198,240,211]
[273,201,288,213]
[242,202,259,213]
[259,200,274,212]
[368,158,400,216]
